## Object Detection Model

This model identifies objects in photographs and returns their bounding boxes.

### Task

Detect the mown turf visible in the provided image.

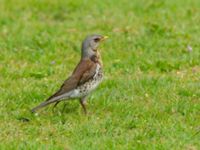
[0,0,200,149]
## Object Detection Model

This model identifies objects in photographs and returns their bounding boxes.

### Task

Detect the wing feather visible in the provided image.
[46,58,97,101]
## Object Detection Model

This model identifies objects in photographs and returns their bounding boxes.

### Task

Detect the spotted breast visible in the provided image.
[69,63,103,98]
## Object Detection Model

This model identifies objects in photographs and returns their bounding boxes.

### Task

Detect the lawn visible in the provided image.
[0,0,200,149]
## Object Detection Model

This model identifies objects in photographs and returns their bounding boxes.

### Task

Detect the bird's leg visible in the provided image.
[52,101,60,112]
[52,101,68,113]
[62,103,68,112]
[79,96,87,114]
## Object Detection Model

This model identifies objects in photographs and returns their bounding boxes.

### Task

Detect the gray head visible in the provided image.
[81,34,108,58]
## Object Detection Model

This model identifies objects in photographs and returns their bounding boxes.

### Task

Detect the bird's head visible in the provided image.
[81,34,108,58]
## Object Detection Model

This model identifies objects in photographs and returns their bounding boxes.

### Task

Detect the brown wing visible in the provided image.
[78,64,97,85]
[46,58,97,101]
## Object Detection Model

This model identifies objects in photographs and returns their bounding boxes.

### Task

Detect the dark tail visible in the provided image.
[31,90,72,113]
[31,96,61,113]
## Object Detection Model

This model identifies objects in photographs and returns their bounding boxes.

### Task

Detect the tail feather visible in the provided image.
[31,97,59,113]
[31,92,72,112]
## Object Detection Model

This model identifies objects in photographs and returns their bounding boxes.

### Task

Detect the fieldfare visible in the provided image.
[31,34,108,114]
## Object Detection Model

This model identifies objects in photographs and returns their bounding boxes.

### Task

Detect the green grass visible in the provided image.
[0,0,200,149]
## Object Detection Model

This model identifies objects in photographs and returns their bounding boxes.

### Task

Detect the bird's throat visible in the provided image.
[90,52,102,66]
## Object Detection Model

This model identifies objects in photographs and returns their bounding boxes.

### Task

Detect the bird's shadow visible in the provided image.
[52,101,79,115]
[16,101,81,124]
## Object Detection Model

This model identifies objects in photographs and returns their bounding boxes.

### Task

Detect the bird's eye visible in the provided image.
[94,38,100,42]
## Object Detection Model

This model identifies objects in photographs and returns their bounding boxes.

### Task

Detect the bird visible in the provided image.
[31,34,108,114]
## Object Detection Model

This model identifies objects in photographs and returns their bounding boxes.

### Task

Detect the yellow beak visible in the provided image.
[101,36,109,41]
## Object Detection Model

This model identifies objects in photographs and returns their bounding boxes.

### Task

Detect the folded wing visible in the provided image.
[31,58,97,112]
